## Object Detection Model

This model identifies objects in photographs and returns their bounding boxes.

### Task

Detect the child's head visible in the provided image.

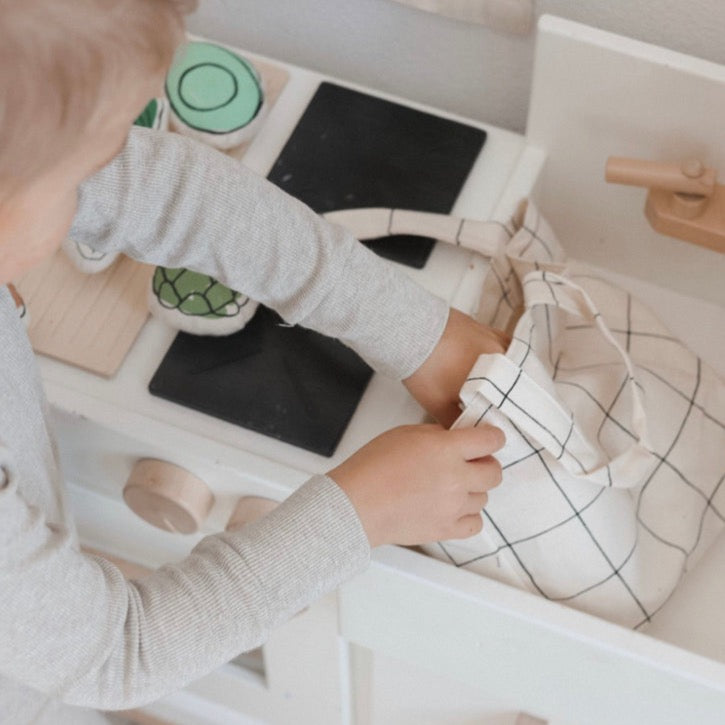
[0,0,194,284]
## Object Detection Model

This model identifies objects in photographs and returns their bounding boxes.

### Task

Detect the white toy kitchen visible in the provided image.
[23,13,725,725]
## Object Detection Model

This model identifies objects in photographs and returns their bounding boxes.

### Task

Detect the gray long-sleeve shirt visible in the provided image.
[0,128,449,724]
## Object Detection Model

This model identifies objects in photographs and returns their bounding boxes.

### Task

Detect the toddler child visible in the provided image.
[0,1,506,722]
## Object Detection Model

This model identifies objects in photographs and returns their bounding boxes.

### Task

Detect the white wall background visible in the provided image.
[186,0,725,133]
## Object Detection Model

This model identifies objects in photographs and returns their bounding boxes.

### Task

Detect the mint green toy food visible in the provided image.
[149,267,259,336]
[133,97,169,131]
[165,41,266,149]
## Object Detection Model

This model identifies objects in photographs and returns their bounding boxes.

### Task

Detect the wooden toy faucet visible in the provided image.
[605,156,725,254]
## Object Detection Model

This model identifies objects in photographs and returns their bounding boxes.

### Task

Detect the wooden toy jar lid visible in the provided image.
[123,459,214,534]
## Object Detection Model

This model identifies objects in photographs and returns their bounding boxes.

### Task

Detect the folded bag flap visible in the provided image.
[322,207,510,257]
[456,269,656,488]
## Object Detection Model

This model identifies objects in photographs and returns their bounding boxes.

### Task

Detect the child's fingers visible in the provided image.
[463,456,503,493]
[454,456,502,499]
[492,327,512,349]
[452,425,506,460]
[466,491,489,513]
[450,513,484,539]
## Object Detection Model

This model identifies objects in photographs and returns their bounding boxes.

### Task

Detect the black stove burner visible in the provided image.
[149,307,372,456]
[268,82,487,268]
[149,82,486,456]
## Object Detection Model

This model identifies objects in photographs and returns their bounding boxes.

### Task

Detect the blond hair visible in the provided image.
[0,0,194,193]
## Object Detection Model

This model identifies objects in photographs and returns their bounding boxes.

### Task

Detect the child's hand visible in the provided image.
[404,308,510,427]
[328,423,504,547]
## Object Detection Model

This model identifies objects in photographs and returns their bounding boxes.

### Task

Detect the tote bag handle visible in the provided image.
[322,207,510,258]
[455,269,654,487]
[325,206,654,487]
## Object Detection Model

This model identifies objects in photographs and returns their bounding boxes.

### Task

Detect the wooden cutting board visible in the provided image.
[17,252,154,377]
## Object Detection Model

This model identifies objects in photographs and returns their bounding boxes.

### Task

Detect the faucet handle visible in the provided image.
[604,155,725,254]
[605,156,716,197]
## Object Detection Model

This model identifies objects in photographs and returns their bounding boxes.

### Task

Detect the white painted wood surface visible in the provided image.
[388,0,534,35]
[527,15,725,306]
[340,545,725,725]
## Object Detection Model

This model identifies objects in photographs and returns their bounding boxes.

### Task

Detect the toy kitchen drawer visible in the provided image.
[37,15,725,725]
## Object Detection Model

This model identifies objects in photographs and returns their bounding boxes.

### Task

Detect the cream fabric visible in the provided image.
[421,202,725,628]
[329,201,725,629]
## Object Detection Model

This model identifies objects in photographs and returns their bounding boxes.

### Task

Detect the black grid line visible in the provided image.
[631,359,705,631]
[542,271,562,306]
[654,454,725,524]
[455,217,465,245]
[467,370,591,476]
[518,216,540,259]
[465,374,577,461]
[490,219,516,239]
[639,364,725,431]
[596,374,631,442]
[688,473,725,557]
[532,440,650,616]
[488,289,508,329]
[636,518,689,559]
[636,358,702,517]
[554,360,630,374]
[501,447,546,469]
[498,370,523,409]
[445,488,606,568]
[550,537,640,603]
[556,416,575,460]
[489,263,515,312]
[475,500,550,598]
[626,293,632,353]
[555,379,637,443]
[544,305,555,371]
[426,205,725,629]
[508,420,648,610]
[474,403,494,427]
[513,320,537,368]
[520,214,555,261]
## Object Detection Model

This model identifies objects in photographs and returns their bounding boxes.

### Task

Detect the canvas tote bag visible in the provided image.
[326,202,725,629]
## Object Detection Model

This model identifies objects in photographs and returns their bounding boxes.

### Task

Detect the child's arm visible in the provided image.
[0,443,365,708]
[404,308,510,426]
[71,126,449,382]
[0,421,501,710]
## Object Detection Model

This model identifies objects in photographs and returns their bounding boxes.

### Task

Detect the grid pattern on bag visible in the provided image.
[428,204,725,629]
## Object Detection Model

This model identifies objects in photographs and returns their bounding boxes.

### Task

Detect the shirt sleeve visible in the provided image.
[0,447,369,710]
[70,127,449,380]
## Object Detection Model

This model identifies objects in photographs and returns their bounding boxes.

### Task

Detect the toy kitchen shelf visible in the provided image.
[42,17,725,725]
